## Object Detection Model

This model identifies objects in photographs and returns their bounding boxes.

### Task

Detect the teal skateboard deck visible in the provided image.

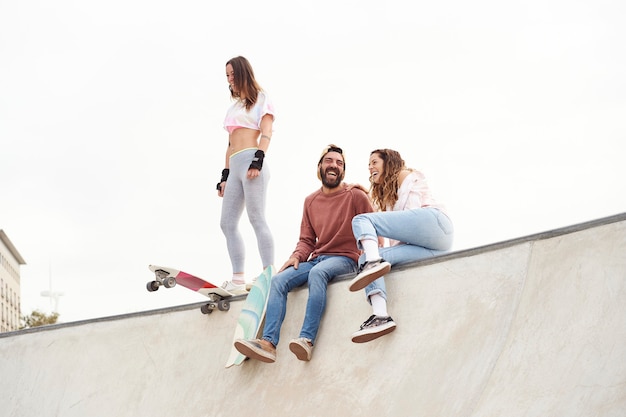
[225,265,274,367]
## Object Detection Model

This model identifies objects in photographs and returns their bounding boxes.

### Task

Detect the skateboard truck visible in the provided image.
[200,294,230,314]
[146,269,177,292]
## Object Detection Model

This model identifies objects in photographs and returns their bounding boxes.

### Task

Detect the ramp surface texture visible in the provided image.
[1,213,625,417]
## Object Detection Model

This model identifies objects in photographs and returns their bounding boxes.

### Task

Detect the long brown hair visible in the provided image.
[369,149,408,211]
[226,56,262,110]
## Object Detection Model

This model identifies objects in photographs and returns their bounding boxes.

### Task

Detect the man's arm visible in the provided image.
[280,200,316,271]
[290,210,316,262]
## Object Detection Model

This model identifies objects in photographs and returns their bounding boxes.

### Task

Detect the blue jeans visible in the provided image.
[262,255,357,347]
[352,207,454,301]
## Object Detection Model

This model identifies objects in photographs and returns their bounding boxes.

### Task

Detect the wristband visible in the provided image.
[248,150,265,171]
[216,168,229,190]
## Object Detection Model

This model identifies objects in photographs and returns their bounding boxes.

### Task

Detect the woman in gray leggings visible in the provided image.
[217,56,275,294]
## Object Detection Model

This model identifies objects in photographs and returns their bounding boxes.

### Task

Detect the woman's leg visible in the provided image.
[349,207,454,291]
[243,158,274,269]
[220,158,246,275]
[353,207,454,253]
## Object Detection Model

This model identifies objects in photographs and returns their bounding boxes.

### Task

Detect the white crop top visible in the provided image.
[223,91,275,134]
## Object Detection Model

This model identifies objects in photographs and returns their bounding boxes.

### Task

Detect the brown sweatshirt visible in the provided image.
[290,184,374,264]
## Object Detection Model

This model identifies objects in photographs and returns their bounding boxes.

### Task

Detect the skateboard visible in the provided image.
[147,265,236,314]
[225,264,274,367]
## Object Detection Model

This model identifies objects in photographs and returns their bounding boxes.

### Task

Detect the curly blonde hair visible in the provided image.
[369,149,409,211]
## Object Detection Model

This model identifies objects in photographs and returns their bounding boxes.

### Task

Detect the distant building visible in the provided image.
[0,230,26,332]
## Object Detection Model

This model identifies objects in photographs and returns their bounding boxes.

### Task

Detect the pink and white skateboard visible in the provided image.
[147,264,236,314]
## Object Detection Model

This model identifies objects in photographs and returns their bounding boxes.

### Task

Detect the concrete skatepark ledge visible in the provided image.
[1,212,626,417]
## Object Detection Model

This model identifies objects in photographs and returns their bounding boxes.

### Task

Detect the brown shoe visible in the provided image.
[289,338,314,361]
[234,338,276,363]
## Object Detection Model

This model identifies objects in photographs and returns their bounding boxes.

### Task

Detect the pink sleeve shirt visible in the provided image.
[388,170,449,246]
[223,91,275,134]
[391,170,447,213]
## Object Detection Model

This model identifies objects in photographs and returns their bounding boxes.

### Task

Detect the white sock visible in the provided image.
[370,294,388,317]
[361,239,380,262]
[232,273,245,285]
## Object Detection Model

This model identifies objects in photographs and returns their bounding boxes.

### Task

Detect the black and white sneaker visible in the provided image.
[348,259,391,292]
[351,315,397,343]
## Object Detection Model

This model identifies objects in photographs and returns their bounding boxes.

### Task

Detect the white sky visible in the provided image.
[1,0,625,323]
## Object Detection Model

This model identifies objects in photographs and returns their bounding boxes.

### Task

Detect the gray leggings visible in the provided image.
[220,148,274,273]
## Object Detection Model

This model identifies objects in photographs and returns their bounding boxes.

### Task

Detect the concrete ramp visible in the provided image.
[2,213,626,417]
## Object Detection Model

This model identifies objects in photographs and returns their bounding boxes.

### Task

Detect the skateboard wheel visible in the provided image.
[146,281,160,292]
[217,300,230,311]
[200,303,215,314]
[163,277,176,288]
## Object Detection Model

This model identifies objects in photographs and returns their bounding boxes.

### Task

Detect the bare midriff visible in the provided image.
[229,127,260,154]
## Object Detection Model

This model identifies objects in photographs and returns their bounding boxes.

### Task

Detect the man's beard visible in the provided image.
[320,167,344,189]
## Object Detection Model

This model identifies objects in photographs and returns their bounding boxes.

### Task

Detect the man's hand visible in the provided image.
[279,257,299,272]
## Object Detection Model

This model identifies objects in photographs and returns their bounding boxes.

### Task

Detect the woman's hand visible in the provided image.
[345,183,369,193]
[247,168,261,179]
[217,182,226,197]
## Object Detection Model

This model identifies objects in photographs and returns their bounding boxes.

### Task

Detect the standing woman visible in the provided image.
[217,56,275,294]
[349,149,454,342]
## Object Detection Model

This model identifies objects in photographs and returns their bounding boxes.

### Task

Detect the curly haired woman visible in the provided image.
[349,148,454,343]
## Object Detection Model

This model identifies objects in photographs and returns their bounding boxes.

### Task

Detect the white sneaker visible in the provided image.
[221,281,248,295]
[245,272,260,291]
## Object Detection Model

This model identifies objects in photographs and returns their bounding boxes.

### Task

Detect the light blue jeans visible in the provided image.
[262,255,357,347]
[352,207,454,301]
